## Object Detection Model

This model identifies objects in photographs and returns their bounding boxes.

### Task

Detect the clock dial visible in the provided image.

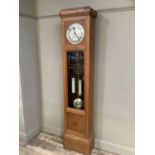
[66,23,85,44]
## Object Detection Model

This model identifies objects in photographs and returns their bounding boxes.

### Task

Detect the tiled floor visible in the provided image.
[20,133,117,155]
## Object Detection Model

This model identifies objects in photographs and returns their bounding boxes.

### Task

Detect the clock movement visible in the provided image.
[59,7,97,154]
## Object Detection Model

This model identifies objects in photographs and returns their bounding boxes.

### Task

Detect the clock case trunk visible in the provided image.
[59,7,97,155]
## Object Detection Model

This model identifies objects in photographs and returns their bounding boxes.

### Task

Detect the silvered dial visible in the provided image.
[66,23,84,44]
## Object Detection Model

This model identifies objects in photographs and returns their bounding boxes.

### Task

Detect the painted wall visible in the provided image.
[19,0,36,16]
[38,17,64,135]
[35,0,134,17]
[36,0,135,155]
[19,0,41,144]
[94,11,134,155]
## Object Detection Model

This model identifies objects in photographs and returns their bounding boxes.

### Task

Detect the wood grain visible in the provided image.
[60,6,97,155]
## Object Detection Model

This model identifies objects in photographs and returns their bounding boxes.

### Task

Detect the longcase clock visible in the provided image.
[59,7,97,154]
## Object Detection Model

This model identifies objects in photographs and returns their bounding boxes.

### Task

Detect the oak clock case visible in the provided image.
[59,7,97,155]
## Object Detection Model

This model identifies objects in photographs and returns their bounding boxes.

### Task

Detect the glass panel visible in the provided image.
[67,51,84,110]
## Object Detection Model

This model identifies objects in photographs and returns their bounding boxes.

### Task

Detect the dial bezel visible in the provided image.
[66,23,85,44]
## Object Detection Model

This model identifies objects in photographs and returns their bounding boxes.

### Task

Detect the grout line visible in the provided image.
[19,6,135,19]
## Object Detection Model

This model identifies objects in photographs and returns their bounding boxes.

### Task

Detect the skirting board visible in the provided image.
[95,139,134,155]
[19,125,41,145]
[42,124,135,155]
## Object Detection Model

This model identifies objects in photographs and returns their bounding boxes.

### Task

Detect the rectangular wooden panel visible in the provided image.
[67,112,85,136]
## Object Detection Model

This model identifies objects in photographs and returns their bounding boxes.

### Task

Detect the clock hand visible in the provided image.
[74,31,80,40]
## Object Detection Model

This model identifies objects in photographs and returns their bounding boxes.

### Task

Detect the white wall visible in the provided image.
[35,0,134,17]
[19,0,36,16]
[36,1,135,155]
[19,0,41,144]
[94,11,134,155]
[38,17,64,136]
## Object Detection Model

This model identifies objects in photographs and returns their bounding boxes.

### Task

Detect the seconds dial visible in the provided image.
[66,23,85,44]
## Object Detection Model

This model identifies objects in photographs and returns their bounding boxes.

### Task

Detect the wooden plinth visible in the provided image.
[64,133,94,155]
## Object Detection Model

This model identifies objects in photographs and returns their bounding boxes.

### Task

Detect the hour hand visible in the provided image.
[74,31,79,40]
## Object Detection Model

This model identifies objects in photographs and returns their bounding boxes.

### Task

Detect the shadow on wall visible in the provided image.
[94,14,109,139]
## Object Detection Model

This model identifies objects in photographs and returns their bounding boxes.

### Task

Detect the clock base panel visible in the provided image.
[64,133,94,155]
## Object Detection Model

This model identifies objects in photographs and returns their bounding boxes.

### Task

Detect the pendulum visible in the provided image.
[73,98,83,109]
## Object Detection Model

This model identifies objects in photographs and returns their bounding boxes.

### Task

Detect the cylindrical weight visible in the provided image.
[71,77,76,94]
[78,80,82,96]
